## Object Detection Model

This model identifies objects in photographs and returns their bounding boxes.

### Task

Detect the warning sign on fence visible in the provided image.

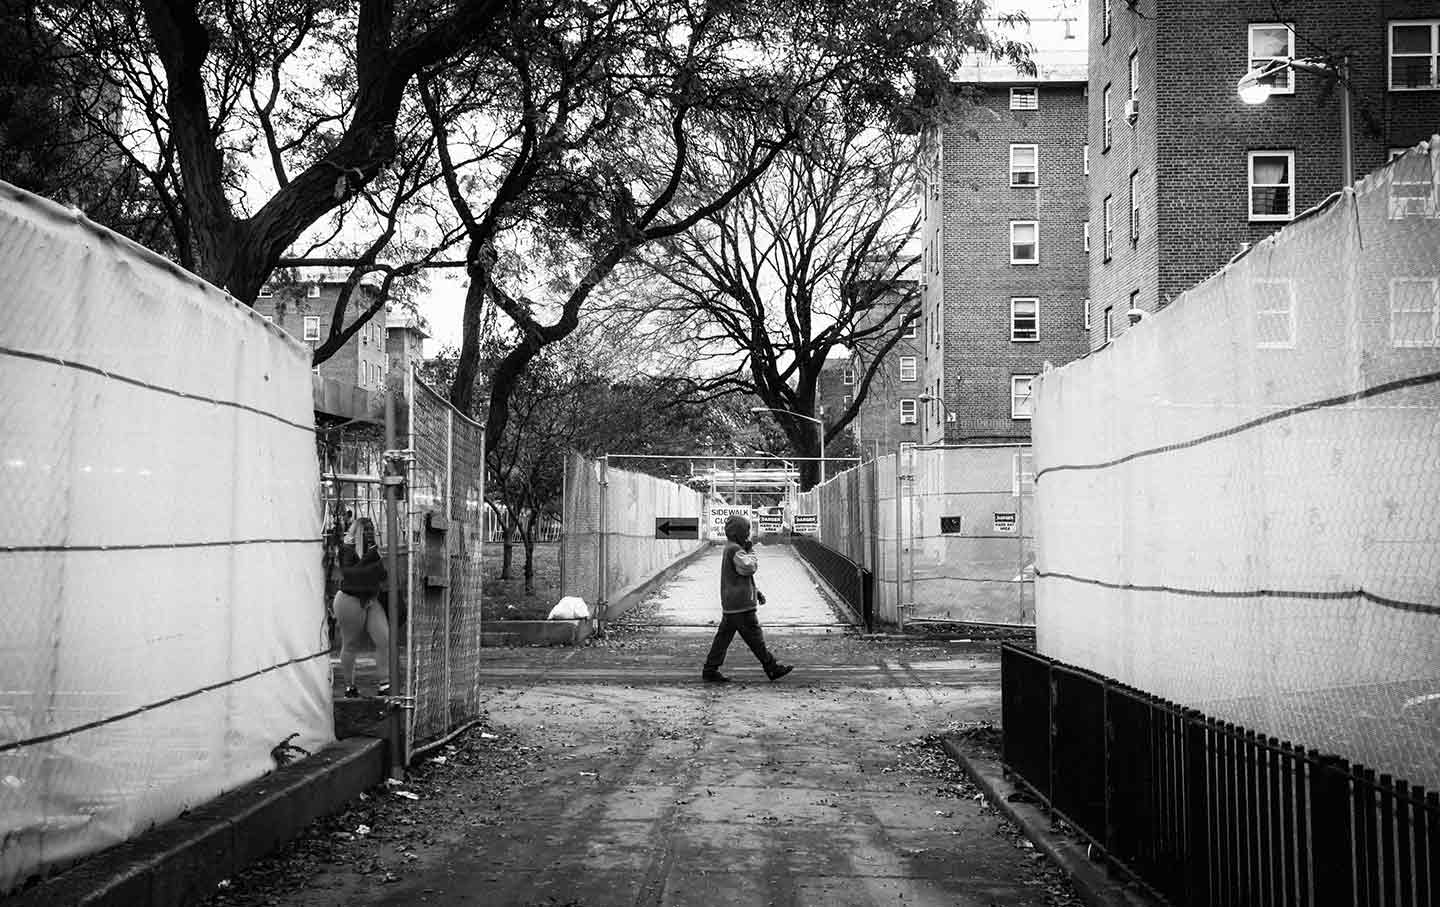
[707,505,754,539]
[792,514,818,535]
[993,512,1016,533]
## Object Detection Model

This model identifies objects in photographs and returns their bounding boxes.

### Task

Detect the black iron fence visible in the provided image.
[792,536,872,630]
[1001,644,1438,906]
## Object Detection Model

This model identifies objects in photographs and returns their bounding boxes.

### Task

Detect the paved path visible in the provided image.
[647,542,847,632]
[204,549,1080,907]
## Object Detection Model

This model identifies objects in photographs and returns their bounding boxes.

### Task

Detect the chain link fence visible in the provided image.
[403,374,485,755]
[1032,139,1440,791]
[812,445,1035,628]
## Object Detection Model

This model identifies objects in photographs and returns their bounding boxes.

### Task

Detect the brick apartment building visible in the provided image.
[252,269,429,421]
[917,57,1092,445]
[1090,1,1440,347]
[818,281,925,461]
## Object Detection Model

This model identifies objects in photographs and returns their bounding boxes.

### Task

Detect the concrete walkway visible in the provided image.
[647,542,847,632]
[193,545,1105,907]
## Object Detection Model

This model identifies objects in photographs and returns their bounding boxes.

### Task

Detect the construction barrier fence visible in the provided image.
[404,374,485,752]
[1031,139,1440,791]
[0,181,330,893]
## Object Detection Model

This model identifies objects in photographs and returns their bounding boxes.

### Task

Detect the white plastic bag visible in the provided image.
[546,596,590,620]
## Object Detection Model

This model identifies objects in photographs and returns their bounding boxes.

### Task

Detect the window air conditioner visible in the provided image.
[1123,98,1139,124]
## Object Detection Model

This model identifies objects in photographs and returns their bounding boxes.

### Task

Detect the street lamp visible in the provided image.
[917,392,948,444]
[750,406,825,485]
[1237,55,1352,189]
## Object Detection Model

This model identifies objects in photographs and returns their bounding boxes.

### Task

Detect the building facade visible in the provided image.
[818,284,925,461]
[1090,0,1440,346]
[252,270,390,393]
[918,66,1093,445]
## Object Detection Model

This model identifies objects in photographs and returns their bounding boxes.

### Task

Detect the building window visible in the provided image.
[1102,84,1113,150]
[842,367,856,386]
[302,315,321,342]
[1390,277,1440,346]
[1249,24,1296,94]
[1084,298,1092,330]
[1010,144,1038,186]
[258,288,274,298]
[1253,279,1297,349]
[1389,150,1438,218]
[843,394,851,406]
[1083,144,1089,175]
[1102,195,1113,261]
[899,356,918,381]
[1010,221,1038,264]
[1129,289,1141,320]
[1129,170,1141,241]
[1010,87,1038,110]
[904,311,919,338]
[1389,20,1439,90]
[899,399,918,424]
[1102,0,1111,42]
[307,285,321,298]
[1010,376,1035,420]
[1084,220,1091,252]
[1104,306,1115,342]
[1128,50,1140,104]
[1249,151,1295,221]
[1011,298,1039,342]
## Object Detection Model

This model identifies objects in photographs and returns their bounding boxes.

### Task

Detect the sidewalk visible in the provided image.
[192,546,1156,907]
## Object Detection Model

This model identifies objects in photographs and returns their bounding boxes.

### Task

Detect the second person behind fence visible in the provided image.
[702,514,793,684]
[334,517,391,698]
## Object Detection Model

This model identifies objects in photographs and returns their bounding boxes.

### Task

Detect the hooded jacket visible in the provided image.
[339,544,387,599]
[719,515,759,614]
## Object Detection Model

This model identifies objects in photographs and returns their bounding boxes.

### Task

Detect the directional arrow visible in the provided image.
[655,517,699,540]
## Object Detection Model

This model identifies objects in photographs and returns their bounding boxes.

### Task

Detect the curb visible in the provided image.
[9,736,387,907]
[940,738,1161,907]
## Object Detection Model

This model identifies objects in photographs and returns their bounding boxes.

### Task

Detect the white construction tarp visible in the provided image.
[1031,143,1440,789]
[0,181,331,892]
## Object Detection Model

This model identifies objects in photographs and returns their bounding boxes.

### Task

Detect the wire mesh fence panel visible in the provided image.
[447,404,486,744]
[1032,140,1440,791]
[600,461,705,617]
[561,453,602,606]
[404,375,484,752]
[904,446,1035,626]
[0,183,329,893]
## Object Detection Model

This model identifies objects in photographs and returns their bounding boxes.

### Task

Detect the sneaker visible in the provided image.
[344,685,359,699]
[376,682,391,696]
[767,664,794,682]
[701,671,731,683]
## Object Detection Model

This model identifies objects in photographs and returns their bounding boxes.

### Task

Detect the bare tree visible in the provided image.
[634,124,924,487]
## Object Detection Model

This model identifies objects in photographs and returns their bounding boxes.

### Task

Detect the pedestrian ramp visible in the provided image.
[640,543,847,633]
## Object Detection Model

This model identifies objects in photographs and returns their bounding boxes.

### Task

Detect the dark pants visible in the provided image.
[704,609,776,673]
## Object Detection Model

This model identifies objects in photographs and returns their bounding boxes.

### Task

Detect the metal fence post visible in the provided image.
[894,460,904,629]
[383,378,405,778]
[1182,711,1210,906]
[1310,753,1355,906]
[598,454,609,629]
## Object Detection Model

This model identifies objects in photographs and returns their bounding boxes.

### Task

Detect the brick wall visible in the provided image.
[1092,0,1440,326]
[935,81,1092,443]
[252,281,387,391]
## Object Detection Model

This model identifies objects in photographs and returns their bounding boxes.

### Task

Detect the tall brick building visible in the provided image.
[917,59,1092,445]
[1090,1,1440,347]
[818,281,925,461]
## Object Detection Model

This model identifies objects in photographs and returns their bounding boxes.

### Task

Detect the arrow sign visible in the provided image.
[655,517,699,540]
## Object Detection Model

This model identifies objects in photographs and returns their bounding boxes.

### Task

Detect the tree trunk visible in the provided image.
[500,530,514,580]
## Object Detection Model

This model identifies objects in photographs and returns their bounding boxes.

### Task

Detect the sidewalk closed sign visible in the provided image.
[792,514,818,535]
[707,505,753,539]
[993,512,1016,533]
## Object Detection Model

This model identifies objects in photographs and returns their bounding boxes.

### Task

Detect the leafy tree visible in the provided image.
[418,0,1028,464]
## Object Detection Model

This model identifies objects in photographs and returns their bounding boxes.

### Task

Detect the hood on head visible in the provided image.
[724,514,750,543]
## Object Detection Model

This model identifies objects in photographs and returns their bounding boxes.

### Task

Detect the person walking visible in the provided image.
[701,514,793,683]
[334,517,391,698]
